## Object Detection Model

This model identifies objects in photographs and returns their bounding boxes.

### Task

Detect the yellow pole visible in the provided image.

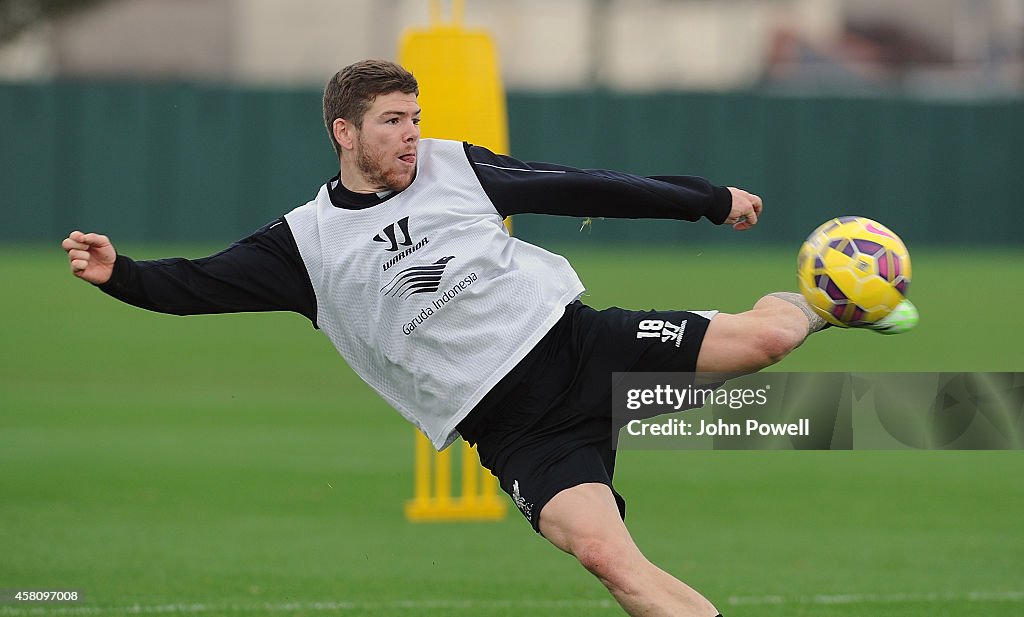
[461,441,478,503]
[413,431,432,502]
[434,446,452,506]
[401,0,508,522]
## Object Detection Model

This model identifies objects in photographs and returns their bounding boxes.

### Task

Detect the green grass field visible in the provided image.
[2,244,1022,616]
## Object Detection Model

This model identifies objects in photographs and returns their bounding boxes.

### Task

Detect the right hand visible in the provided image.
[724,187,763,231]
[62,231,117,285]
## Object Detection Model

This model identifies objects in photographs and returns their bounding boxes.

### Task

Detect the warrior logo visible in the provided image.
[380,256,455,298]
[373,216,413,252]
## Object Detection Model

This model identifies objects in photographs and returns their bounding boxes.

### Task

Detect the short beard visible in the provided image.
[355,134,413,192]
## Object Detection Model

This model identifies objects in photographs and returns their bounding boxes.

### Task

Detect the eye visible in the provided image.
[386,117,400,125]
[412,117,421,125]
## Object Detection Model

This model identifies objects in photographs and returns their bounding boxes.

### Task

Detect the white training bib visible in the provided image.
[286,139,584,449]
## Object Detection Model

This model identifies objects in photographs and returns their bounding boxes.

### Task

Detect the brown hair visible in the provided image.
[323,59,419,156]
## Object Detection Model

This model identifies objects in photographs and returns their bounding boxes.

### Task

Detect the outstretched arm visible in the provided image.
[61,220,317,324]
[465,143,762,230]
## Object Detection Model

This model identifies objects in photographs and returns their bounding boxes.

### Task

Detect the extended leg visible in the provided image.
[539,483,720,617]
[695,292,825,375]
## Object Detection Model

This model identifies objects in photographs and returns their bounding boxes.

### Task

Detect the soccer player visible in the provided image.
[62,59,909,617]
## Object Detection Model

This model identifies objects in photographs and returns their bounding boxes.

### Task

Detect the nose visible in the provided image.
[404,119,419,143]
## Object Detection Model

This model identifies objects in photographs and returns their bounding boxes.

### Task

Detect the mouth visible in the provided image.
[398,153,416,166]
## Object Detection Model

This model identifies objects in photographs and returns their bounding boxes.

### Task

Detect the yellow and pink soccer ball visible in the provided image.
[798,216,912,328]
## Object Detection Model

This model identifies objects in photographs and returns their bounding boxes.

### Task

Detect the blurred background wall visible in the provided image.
[1,0,1021,245]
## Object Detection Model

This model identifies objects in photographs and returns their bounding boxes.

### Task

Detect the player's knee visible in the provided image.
[573,539,643,594]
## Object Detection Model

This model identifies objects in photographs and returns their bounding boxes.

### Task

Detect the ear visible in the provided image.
[333,118,356,152]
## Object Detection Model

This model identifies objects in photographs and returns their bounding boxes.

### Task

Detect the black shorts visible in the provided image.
[457,301,715,532]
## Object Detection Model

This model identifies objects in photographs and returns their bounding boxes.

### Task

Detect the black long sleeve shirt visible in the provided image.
[99,143,732,327]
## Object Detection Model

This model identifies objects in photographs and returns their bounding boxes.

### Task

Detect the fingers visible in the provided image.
[732,198,757,230]
[751,193,763,215]
[726,187,763,231]
[739,206,758,228]
[62,230,117,284]
[67,245,91,275]
[62,237,89,252]
[81,232,111,247]
[67,230,86,245]
[64,230,110,248]
[734,216,757,231]
[70,258,89,274]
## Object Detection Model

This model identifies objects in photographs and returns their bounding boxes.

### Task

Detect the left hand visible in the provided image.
[724,187,762,231]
